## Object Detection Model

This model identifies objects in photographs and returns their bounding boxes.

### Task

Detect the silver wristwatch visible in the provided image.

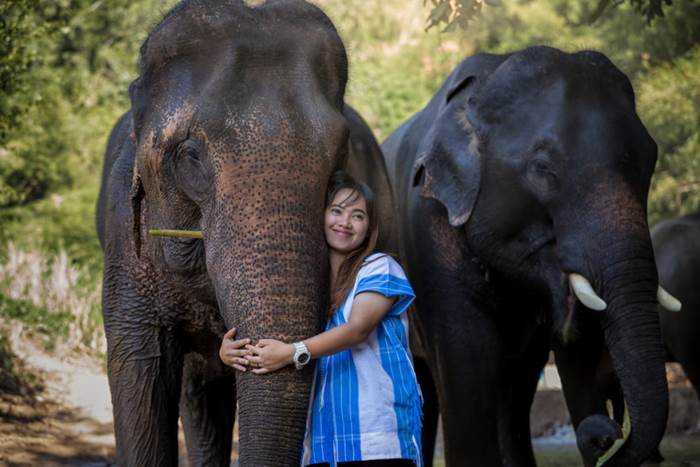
[292,341,311,370]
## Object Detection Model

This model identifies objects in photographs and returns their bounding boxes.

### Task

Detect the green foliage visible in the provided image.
[0,0,176,208]
[0,183,103,278]
[640,46,700,224]
[425,0,675,32]
[0,2,52,141]
[319,0,478,140]
[0,2,66,206]
[0,295,71,342]
[0,328,44,396]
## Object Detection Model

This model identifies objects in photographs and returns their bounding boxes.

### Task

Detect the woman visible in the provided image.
[220,171,422,467]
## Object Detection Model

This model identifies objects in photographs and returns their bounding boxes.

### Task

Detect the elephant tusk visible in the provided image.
[657,286,682,312]
[569,273,607,311]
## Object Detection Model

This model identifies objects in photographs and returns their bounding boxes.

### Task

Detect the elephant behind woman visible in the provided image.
[96,1,392,465]
[382,46,672,466]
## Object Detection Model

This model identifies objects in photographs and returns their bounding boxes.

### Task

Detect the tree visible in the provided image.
[426,0,674,31]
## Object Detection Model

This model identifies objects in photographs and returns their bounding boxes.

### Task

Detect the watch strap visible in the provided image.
[293,341,310,370]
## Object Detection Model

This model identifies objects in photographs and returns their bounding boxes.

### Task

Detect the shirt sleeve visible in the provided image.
[354,254,416,317]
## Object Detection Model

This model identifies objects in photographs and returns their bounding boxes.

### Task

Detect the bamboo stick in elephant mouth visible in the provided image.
[148,229,203,238]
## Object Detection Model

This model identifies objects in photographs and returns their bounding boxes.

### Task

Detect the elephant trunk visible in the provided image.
[236,368,316,465]
[576,233,668,466]
[206,175,329,466]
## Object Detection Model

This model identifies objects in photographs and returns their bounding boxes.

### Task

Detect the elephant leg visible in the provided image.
[679,358,700,407]
[553,331,610,467]
[415,356,439,466]
[107,324,183,467]
[180,352,236,467]
[498,326,551,467]
[429,310,503,467]
[668,332,700,407]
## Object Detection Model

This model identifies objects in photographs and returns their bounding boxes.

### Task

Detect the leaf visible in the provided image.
[443,20,459,33]
[595,401,631,467]
[428,0,453,25]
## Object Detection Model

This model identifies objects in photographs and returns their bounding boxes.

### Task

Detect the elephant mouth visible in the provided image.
[162,235,206,273]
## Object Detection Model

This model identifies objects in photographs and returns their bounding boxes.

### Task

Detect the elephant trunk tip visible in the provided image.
[576,414,623,466]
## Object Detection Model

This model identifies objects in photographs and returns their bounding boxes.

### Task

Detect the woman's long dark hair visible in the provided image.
[326,171,379,315]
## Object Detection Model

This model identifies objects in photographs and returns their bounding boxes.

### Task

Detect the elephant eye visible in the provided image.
[185,144,200,161]
[528,158,553,176]
[174,140,211,201]
[526,156,557,199]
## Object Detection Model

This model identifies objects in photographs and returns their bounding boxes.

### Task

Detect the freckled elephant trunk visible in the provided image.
[577,228,668,466]
[206,178,329,466]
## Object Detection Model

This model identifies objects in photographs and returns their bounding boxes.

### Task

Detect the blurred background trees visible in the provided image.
[0,0,698,349]
[425,0,675,30]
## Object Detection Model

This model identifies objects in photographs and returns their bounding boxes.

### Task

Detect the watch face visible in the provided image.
[298,352,310,365]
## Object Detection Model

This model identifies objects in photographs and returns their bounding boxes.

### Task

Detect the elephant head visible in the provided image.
[127,0,349,464]
[413,46,667,466]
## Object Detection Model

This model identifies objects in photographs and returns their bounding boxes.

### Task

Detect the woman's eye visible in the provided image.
[353,214,365,221]
[330,208,342,215]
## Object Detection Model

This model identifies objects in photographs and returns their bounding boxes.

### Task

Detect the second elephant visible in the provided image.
[382,46,670,467]
[654,210,700,401]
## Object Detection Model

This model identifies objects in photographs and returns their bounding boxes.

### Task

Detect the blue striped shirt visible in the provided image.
[302,253,423,466]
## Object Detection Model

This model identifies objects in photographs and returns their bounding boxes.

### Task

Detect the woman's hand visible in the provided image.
[245,339,295,374]
[219,327,252,372]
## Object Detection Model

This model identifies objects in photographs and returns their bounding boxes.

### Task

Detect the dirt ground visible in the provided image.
[0,325,115,466]
[0,392,114,466]
[0,328,697,466]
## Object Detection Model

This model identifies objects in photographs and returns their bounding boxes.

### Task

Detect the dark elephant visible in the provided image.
[554,212,693,467]
[587,209,698,463]
[653,210,700,401]
[96,1,391,465]
[382,46,674,466]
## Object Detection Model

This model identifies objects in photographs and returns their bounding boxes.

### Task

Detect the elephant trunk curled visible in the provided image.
[577,230,668,467]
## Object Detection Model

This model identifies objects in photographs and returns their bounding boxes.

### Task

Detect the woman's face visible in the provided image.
[324,188,370,255]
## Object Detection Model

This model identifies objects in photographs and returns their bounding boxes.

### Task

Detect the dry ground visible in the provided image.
[0,325,114,466]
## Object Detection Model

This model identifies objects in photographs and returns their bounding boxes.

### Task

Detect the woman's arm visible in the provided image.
[245,291,395,374]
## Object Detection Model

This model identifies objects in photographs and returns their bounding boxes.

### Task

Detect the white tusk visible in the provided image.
[658,286,682,312]
[569,273,607,311]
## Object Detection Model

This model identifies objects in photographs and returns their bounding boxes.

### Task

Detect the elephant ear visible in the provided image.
[130,162,145,259]
[412,75,482,227]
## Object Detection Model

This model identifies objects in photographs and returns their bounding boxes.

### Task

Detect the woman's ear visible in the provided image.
[130,164,145,258]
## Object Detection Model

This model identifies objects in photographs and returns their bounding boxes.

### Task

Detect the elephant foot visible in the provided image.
[641,446,664,466]
[576,414,622,465]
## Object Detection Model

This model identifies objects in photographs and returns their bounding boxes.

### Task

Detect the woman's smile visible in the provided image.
[324,188,369,255]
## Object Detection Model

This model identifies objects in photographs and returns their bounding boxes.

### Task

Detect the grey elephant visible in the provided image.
[96,1,392,465]
[381,46,678,466]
